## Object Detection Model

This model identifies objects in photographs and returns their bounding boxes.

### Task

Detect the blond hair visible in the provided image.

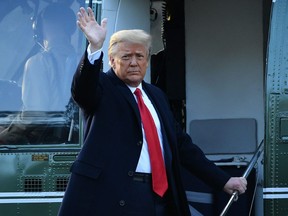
[108,29,152,58]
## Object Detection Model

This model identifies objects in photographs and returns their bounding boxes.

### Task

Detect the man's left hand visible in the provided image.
[223,177,247,195]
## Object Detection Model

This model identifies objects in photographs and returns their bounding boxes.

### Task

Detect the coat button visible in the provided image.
[137,140,143,146]
[119,200,125,206]
[128,171,134,176]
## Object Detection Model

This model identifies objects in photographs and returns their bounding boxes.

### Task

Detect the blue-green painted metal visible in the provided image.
[264,0,288,215]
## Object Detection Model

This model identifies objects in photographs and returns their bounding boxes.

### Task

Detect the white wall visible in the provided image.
[185,0,264,143]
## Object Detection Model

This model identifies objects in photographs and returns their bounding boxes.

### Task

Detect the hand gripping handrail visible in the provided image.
[219,140,264,216]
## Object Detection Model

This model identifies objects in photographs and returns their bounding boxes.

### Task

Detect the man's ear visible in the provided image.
[109,56,115,68]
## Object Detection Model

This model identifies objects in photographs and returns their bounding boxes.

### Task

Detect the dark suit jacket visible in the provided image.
[58,52,230,216]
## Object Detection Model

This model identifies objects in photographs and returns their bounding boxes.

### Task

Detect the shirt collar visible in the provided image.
[127,83,143,94]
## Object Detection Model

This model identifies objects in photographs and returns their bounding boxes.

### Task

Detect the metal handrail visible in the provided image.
[219,140,264,216]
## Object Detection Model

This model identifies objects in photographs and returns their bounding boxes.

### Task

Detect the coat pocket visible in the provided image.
[70,160,102,180]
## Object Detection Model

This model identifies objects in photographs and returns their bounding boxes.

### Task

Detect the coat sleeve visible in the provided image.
[71,51,103,114]
[176,122,231,191]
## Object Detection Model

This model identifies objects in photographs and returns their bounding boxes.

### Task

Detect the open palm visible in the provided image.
[77,7,107,52]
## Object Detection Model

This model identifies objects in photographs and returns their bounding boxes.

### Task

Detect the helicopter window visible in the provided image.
[0,0,95,146]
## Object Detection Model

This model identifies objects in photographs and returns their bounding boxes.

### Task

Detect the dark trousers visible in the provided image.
[124,172,174,216]
[154,192,174,216]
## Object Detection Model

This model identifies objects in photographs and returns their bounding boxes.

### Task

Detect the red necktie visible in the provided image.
[134,88,168,197]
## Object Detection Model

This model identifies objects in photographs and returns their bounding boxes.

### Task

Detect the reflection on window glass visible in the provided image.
[0,0,88,145]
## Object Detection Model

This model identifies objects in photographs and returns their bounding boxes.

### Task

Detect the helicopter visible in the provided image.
[0,0,286,215]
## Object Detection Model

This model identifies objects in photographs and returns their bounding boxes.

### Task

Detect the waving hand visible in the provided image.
[77,7,107,52]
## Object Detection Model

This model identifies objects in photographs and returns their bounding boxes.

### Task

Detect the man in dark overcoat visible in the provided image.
[58,7,247,216]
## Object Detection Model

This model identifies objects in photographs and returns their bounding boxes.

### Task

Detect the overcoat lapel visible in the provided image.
[105,69,172,136]
[142,82,171,132]
[106,69,141,123]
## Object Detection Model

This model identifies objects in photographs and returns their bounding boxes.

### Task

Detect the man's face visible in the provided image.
[110,42,149,87]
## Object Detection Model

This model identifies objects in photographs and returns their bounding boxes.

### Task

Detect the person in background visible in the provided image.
[0,2,78,144]
[58,7,247,216]
[22,2,77,112]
